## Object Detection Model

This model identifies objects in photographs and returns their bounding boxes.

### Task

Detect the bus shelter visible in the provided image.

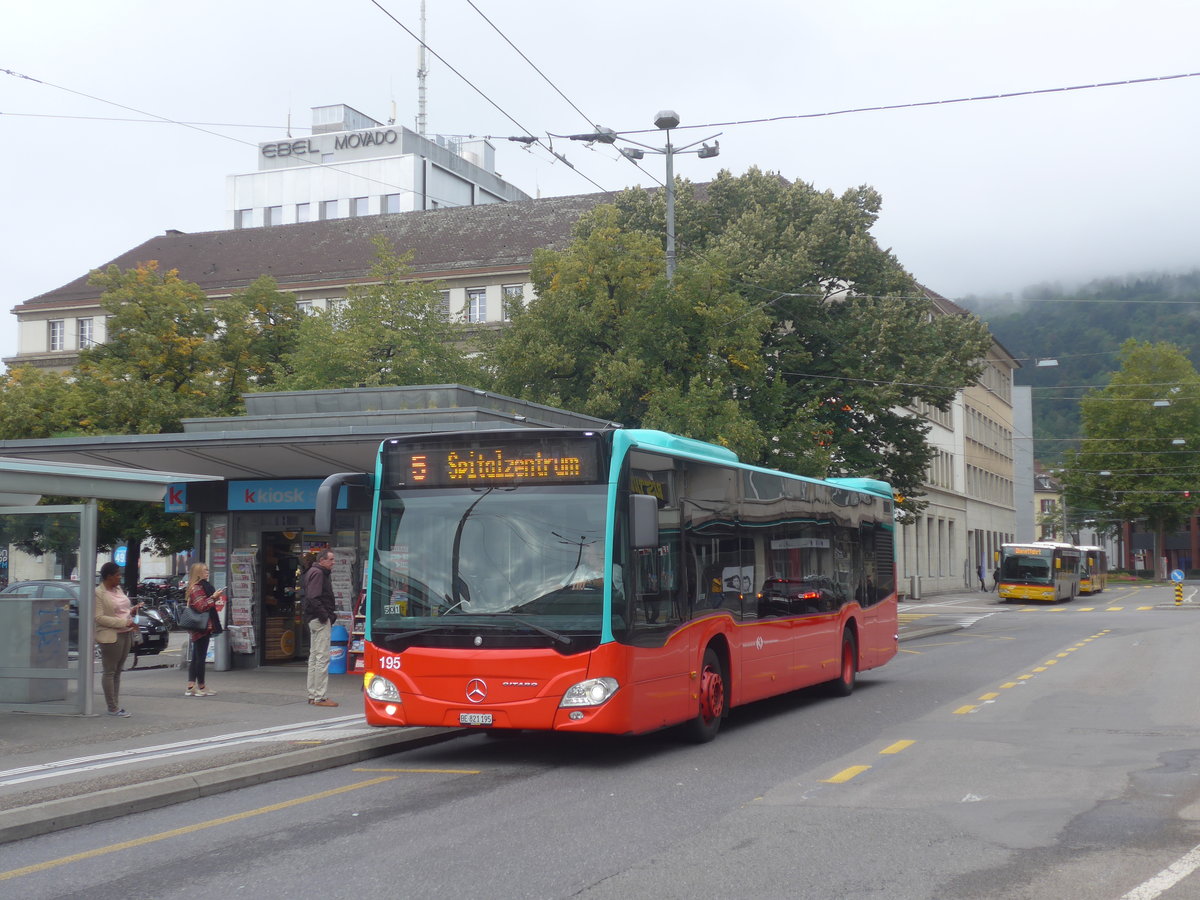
[0,458,218,716]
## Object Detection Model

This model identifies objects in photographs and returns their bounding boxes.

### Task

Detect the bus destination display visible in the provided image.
[391,440,600,487]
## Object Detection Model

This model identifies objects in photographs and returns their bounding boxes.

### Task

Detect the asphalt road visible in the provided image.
[5,582,1200,899]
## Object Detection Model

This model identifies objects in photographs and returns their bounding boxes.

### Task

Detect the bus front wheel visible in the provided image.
[684,647,726,743]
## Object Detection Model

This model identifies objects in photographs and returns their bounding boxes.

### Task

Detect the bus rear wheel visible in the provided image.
[828,629,857,697]
[684,647,726,743]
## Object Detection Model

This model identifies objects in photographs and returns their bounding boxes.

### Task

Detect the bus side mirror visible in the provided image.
[316,472,372,534]
[630,493,659,549]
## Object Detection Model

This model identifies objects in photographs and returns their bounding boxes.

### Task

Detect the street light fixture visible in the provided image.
[572,111,722,281]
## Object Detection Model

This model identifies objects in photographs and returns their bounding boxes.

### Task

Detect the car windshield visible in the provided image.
[370,485,610,649]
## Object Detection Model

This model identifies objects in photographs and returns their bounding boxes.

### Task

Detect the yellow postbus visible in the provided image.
[1077,545,1108,595]
[996,542,1081,603]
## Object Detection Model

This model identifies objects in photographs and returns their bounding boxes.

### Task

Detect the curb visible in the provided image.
[0,726,457,845]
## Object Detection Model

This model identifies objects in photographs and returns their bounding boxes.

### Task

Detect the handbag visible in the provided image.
[177,603,210,632]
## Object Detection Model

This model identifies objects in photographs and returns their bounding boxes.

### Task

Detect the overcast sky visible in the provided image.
[4,0,1198,370]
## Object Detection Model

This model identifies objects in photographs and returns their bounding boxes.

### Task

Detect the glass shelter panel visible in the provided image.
[0,504,96,714]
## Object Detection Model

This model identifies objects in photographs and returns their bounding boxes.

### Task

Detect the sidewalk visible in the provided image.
[0,601,966,844]
[0,652,453,844]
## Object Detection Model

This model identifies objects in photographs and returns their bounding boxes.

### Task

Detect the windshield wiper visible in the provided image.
[489,613,573,647]
[379,626,441,648]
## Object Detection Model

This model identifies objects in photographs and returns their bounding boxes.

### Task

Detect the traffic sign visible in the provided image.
[1170,569,1185,583]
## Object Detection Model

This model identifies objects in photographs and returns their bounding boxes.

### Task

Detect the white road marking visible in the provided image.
[1119,842,1200,899]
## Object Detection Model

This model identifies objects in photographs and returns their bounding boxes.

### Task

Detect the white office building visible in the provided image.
[225,104,530,229]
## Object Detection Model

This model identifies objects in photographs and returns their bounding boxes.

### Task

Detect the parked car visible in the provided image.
[0,579,172,655]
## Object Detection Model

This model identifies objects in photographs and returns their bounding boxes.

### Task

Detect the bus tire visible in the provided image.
[684,647,726,744]
[828,629,857,697]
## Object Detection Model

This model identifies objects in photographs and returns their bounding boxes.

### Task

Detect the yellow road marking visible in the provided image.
[1033,666,1047,672]
[823,765,871,783]
[953,705,977,715]
[0,777,397,882]
[1077,607,1095,612]
[1106,607,1123,611]
[979,692,1000,701]
[880,740,915,755]
[1042,660,1058,665]
[999,682,1018,689]
[1018,674,1034,680]
[353,767,481,774]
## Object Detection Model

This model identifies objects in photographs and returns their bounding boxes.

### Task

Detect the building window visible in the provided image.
[438,290,451,319]
[501,284,523,321]
[48,320,65,352]
[77,317,94,349]
[383,193,401,214]
[351,197,369,217]
[296,203,311,223]
[320,200,338,220]
[467,288,487,324]
[265,206,283,227]
[234,208,253,229]
[295,300,313,315]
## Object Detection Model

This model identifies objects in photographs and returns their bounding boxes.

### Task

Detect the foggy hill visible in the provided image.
[956,270,1200,465]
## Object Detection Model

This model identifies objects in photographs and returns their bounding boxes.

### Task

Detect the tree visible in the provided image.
[489,206,771,461]
[1064,340,1200,562]
[211,275,306,404]
[273,237,485,390]
[0,366,81,439]
[74,261,228,433]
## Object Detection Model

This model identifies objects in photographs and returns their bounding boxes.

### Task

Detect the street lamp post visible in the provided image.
[569,111,721,282]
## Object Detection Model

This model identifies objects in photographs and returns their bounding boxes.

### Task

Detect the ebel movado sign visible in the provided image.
[260,127,402,162]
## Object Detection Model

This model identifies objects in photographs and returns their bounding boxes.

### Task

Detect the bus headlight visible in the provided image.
[366,674,402,702]
[560,677,619,708]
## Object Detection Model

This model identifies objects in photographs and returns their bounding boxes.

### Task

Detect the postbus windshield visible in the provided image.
[999,548,1054,584]
[370,484,611,650]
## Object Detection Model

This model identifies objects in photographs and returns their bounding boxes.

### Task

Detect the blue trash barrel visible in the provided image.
[328,624,349,674]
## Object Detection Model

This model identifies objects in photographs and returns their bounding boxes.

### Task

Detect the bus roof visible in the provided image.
[622,430,894,501]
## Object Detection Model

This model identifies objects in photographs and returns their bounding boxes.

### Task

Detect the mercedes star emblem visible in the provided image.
[466,679,488,703]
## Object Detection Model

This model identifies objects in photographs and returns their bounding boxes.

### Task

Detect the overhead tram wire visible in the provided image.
[0,111,291,128]
[364,0,611,194]
[602,71,1200,138]
[461,0,663,188]
[1,68,476,210]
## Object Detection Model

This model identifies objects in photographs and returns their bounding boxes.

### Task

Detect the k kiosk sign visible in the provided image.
[165,479,353,513]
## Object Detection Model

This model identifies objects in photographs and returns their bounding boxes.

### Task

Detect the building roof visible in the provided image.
[14,192,612,312]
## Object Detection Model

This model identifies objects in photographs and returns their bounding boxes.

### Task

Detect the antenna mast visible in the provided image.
[415,0,428,136]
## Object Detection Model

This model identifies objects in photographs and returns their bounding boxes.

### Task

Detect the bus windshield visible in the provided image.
[1000,550,1052,584]
[370,484,611,649]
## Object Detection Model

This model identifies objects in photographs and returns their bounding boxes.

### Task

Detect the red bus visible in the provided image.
[317,428,897,741]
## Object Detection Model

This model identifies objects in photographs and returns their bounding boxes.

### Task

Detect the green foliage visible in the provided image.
[72,261,230,433]
[1062,339,1200,538]
[211,275,305,402]
[0,367,81,439]
[272,237,484,390]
